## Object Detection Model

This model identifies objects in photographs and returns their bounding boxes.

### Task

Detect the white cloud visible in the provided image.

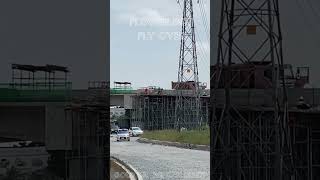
[111,0,210,28]
[111,0,211,88]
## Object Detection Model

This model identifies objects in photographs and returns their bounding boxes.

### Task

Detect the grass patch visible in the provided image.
[141,128,209,146]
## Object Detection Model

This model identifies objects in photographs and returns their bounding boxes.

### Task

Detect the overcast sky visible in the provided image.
[0,0,107,89]
[110,0,210,89]
[2,1,319,89]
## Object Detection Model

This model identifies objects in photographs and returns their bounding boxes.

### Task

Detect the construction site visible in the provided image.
[111,0,320,179]
[6,0,315,179]
[111,0,211,131]
[211,0,320,180]
[110,82,210,130]
[130,84,210,130]
[0,64,109,180]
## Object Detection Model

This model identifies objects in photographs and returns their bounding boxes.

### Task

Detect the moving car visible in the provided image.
[129,127,144,137]
[116,129,130,141]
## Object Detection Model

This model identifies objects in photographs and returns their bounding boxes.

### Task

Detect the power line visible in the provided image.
[198,0,210,39]
[193,7,211,79]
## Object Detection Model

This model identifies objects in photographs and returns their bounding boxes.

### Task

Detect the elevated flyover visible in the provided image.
[110,88,136,109]
[0,83,71,147]
[110,88,210,109]
[0,84,108,151]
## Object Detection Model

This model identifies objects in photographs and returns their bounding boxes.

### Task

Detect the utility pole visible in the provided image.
[174,0,202,130]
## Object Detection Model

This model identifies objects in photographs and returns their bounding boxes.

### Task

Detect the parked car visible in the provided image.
[110,130,117,137]
[129,127,144,137]
[116,129,130,141]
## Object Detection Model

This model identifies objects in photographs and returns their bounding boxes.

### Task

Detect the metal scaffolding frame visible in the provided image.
[211,0,294,179]
[132,94,209,130]
[11,64,70,90]
[290,112,320,179]
[64,104,108,180]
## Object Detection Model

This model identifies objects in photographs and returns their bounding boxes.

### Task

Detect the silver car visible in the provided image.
[129,127,144,137]
[116,129,130,141]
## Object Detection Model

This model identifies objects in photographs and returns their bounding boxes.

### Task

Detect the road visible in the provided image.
[110,136,210,180]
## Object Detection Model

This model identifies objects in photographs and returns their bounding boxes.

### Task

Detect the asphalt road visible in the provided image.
[110,136,210,180]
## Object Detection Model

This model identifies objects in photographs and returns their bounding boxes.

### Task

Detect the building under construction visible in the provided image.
[64,101,108,180]
[131,87,210,130]
[129,0,210,130]
[59,80,109,180]
[211,63,320,179]
[0,64,109,180]
[210,0,320,179]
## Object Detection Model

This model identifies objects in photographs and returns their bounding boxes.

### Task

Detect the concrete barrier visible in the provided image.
[110,156,143,180]
[137,138,210,151]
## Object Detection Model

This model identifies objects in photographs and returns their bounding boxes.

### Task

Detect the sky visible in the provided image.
[110,0,210,89]
[0,1,319,89]
[0,0,107,89]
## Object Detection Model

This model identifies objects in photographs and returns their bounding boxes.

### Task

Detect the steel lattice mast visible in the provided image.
[211,0,294,179]
[174,0,202,129]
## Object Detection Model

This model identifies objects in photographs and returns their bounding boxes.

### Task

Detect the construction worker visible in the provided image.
[297,96,311,109]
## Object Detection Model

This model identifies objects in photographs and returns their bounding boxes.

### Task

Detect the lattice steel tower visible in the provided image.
[174,0,201,129]
[211,0,294,179]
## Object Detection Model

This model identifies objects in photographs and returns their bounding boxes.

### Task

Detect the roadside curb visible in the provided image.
[137,138,210,151]
[111,156,143,180]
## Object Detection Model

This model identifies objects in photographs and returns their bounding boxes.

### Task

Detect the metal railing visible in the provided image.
[0,82,72,102]
[0,82,72,90]
[110,88,135,94]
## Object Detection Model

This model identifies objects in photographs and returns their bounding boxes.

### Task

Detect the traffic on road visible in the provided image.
[110,130,209,180]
